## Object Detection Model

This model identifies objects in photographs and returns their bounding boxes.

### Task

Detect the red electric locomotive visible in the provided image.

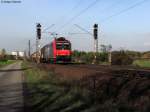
[40,37,72,63]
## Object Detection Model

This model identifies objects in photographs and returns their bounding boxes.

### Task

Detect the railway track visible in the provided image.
[40,63,150,79]
[70,64,150,72]
[62,64,150,76]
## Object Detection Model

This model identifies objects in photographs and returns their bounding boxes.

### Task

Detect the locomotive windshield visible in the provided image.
[56,43,71,50]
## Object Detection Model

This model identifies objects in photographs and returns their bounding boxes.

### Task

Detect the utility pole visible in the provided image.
[24,50,27,60]
[28,40,31,58]
[36,23,41,63]
[108,45,112,65]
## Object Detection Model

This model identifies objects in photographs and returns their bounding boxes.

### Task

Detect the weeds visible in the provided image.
[22,61,150,112]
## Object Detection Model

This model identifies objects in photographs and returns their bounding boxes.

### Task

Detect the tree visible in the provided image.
[0,48,7,61]
[1,48,6,56]
[101,44,112,53]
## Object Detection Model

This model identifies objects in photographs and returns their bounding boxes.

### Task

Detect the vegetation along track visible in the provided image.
[40,63,150,79]
[37,63,150,111]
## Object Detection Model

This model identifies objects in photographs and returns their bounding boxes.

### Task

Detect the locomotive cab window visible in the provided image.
[56,44,62,50]
[56,43,71,50]
[63,44,71,50]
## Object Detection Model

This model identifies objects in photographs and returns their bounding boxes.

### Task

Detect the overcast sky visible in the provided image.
[0,0,150,53]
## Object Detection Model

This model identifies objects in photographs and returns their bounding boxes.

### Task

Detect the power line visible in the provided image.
[74,24,93,36]
[68,32,90,35]
[56,0,123,33]
[57,0,102,32]
[100,0,122,12]
[101,0,149,23]
[42,24,55,32]
[72,0,123,36]
[44,0,83,34]
[70,0,83,12]
[59,0,83,21]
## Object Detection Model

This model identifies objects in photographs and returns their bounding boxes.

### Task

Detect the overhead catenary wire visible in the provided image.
[68,0,148,37]
[74,24,93,36]
[100,0,122,12]
[59,0,148,31]
[38,0,148,39]
[56,0,102,32]
[42,24,55,33]
[68,33,90,35]
[44,0,83,34]
[70,0,83,12]
[65,0,123,37]
[58,0,83,22]
[57,0,124,35]
[101,0,149,23]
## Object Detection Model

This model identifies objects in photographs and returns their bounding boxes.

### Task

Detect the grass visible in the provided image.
[22,61,94,112]
[0,60,16,67]
[133,59,150,68]
[22,61,146,112]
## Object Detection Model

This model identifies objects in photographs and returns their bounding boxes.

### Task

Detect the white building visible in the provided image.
[11,51,24,58]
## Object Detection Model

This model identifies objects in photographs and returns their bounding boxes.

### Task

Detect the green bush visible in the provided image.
[112,50,133,65]
[72,50,108,64]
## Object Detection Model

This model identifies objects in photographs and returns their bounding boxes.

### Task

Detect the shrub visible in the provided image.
[112,50,133,65]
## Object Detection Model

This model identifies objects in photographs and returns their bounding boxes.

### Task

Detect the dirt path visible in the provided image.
[0,61,24,112]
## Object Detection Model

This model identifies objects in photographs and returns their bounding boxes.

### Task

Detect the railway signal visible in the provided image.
[36,23,41,39]
[92,24,99,64]
[93,24,98,40]
[74,24,99,54]
[93,24,98,53]
[36,23,42,63]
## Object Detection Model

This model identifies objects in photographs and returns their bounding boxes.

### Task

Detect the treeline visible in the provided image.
[0,49,17,61]
[72,50,150,65]
[72,50,108,64]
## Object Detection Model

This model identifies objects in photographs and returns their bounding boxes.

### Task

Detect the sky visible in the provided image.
[0,0,150,53]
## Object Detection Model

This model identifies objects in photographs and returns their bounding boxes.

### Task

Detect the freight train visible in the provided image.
[32,37,72,63]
